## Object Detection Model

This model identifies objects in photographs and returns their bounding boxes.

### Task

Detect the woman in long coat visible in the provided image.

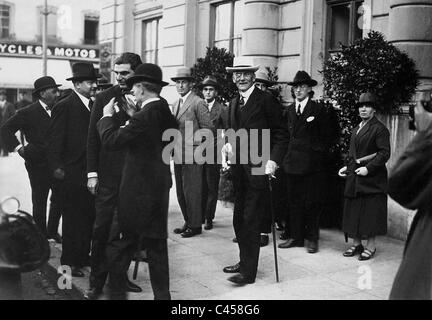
[338,92,390,260]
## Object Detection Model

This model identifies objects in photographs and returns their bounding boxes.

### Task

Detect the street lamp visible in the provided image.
[41,0,51,76]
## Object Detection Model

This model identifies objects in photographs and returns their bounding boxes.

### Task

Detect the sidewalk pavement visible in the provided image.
[1,154,405,300]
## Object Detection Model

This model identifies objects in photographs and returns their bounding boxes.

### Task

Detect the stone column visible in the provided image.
[389,0,432,89]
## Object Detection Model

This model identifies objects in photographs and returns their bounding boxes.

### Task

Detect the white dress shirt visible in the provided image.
[74,89,92,111]
[239,85,255,105]
[295,96,309,115]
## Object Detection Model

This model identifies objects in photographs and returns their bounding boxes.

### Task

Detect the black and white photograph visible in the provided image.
[1,0,431,306]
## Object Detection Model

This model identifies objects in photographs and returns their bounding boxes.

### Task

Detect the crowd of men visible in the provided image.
[0,51,338,300]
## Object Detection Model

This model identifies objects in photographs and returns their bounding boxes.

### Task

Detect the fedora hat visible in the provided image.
[226,65,259,73]
[255,71,274,86]
[66,62,102,81]
[171,67,194,81]
[32,76,62,95]
[358,92,377,105]
[288,71,317,87]
[198,75,220,90]
[125,63,169,87]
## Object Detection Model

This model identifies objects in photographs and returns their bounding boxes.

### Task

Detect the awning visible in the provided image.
[0,57,74,89]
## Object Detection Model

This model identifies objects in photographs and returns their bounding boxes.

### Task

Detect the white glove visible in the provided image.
[265,160,278,178]
[338,166,347,177]
[221,143,233,160]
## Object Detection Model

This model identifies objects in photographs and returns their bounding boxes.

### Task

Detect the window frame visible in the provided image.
[0,1,13,39]
[83,13,99,45]
[37,5,58,42]
[141,17,162,64]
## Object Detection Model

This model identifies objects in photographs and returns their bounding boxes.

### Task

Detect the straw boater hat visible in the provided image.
[255,71,274,86]
[226,65,259,73]
[66,62,102,81]
[198,75,220,90]
[32,76,62,95]
[288,71,318,87]
[125,63,169,87]
[171,67,194,81]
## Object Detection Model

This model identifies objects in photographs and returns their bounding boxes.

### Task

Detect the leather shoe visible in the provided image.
[125,279,142,293]
[278,239,304,249]
[181,227,202,238]
[279,232,289,241]
[260,234,269,247]
[173,224,187,234]
[84,287,102,300]
[227,274,254,285]
[204,219,213,230]
[307,241,319,254]
[71,267,84,277]
[223,263,240,274]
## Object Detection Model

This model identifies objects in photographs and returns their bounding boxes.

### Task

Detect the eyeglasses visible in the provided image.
[233,72,254,80]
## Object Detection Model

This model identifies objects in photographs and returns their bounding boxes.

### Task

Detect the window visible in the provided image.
[84,15,99,45]
[38,6,58,41]
[142,18,162,64]
[327,0,364,52]
[0,4,10,38]
[212,0,244,56]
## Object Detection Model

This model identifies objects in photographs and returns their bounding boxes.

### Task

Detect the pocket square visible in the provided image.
[306,116,315,123]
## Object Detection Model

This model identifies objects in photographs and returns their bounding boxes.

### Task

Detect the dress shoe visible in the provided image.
[227,274,254,285]
[125,279,142,293]
[307,241,319,254]
[71,267,84,277]
[223,263,240,274]
[343,244,364,257]
[181,227,202,238]
[173,224,188,234]
[84,287,103,300]
[232,237,238,243]
[48,233,62,244]
[278,239,304,249]
[279,232,289,241]
[358,248,376,261]
[204,219,213,230]
[260,234,269,247]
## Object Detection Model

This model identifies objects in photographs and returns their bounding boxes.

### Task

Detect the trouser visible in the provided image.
[286,173,325,242]
[0,269,22,300]
[60,180,95,267]
[25,163,63,237]
[202,163,221,223]
[233,170,268,281]
[174,164,203,229]
[106,235,170,300]
[89,183,120,289]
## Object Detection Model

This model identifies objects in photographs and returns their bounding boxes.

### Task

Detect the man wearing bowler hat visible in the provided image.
[198,75,226,230]
[279,70,332,254]
[48,62,99,277]
[171,67,212,238]
[1,76,63,241]
[222,65,288,285]
[97,63,178,300]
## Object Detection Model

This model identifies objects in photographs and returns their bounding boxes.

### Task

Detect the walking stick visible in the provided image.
[268,175,280,283]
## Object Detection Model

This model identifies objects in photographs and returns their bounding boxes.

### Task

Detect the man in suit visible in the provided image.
[97,63,178,300]
[198,75,225,230]
[85,52,143,299]
[222,65,289,285]
[171,67,212,238]
[48,63,99,277]
[278,71,332,254]
[1,77,63,241]
[0,89,16,157]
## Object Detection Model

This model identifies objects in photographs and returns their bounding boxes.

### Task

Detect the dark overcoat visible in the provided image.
[97,99,178,238]
[344,116,390,198]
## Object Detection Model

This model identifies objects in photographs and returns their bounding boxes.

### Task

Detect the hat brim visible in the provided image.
[171,76,194,82]
[66,73,103,81]
[126,75,169,87]
[32,84,62,94]
[226,66,260,73]
[198,82,220,90]
[287,79,318,87]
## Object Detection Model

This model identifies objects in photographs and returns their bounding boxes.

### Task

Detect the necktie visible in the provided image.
[239,96,245,109]
[296,104,301,116]
[176,98,183,117]
[88,99,94,111]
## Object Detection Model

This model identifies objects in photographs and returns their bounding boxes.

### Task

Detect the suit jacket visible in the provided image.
[1,101,51,166]
[87,85,129,186]
[48,91,91,187]
[344,116,390,197]
[171,91,213,163]
[97,99,178,238]
[227,88,289,189]
[283,99,332,175]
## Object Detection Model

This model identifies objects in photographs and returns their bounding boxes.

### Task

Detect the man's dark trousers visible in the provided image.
[202,163,220,223]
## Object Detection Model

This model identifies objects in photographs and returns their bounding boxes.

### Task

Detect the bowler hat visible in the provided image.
[255,71,274,86]
[198,75,220,90]
[66,62,102,81]
[171,67,194,81]
[288,71,317,87]
[226,65,259,73]
[358,92,377,106]
[125,63,169,87]
[32,76,62,95]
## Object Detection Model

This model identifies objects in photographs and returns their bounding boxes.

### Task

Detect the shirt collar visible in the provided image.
[140,97,160,110]
[239,85,255,103]
[74,89,91,108]
[39,99,48,109]
[296,96,309,109]
[180,90,192,102]
[206,99,215,109]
